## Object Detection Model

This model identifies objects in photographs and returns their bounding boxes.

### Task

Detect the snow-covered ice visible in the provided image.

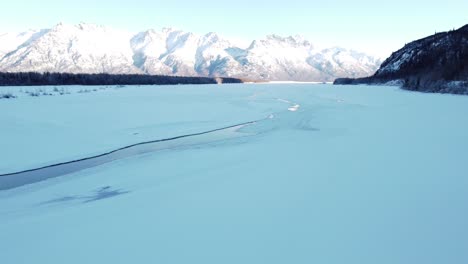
[1,83,468,264]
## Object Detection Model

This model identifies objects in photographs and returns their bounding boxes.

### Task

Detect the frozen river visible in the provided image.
[1,83,468,263]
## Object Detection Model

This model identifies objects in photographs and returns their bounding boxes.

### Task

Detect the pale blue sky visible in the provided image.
[1,0,467,57]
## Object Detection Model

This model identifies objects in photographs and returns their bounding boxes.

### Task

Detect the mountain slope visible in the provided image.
[335,24,468,94]
[0,23,382,82]
[0,29,49,58]
[0,23,138,74]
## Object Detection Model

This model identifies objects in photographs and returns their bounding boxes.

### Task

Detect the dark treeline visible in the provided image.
[0,72,244,86]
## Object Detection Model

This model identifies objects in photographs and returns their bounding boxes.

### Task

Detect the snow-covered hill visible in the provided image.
[334,24,468,94]
[0,23,382,81]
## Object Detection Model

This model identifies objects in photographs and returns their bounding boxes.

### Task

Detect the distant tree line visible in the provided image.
[0,72,243,86]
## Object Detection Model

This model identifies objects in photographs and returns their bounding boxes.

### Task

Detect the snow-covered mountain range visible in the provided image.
[0,23,382,81]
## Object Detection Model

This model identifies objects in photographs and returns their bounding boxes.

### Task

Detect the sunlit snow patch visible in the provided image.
[288,104,300,112]
[276,98,300,112]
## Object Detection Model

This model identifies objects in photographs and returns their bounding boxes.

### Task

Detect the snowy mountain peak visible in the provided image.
[0,23,382,81]
[161,27,180,34]
[248,34,313,52]
[264,34,311,47]
[76,22,106,31]
[203,32,221,42]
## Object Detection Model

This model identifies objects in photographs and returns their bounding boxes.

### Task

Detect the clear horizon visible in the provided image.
[1,0,467,58]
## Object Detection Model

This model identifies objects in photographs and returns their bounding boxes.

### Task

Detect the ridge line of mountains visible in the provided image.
[0,22,381,82]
